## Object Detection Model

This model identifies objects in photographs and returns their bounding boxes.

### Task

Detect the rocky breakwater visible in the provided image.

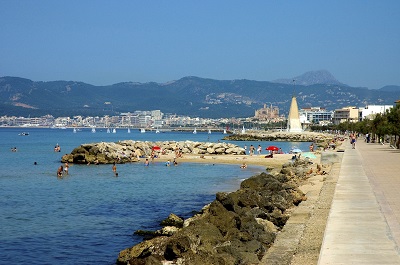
[117,159,314,265]
[224,131,333,144]
[61,140,246,164]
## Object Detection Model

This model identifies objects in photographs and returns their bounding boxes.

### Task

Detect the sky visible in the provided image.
[1,1,399,89]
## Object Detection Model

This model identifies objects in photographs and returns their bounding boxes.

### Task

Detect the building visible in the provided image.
[299,107,334,125]
[332,106,360,125]
[360,105,393,120]
[254,104,279,121]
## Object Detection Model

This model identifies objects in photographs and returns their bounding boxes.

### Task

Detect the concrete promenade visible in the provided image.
[318,139,400,264]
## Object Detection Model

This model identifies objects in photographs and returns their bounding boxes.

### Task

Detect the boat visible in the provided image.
[127,128,131,133]
[91,128,96,133]
[19,132,29,136]
[223,129,227,134]
[155,128,160,133]
[112,128,117,133]
[241,126,245,134]
[107,128,110,133]
[73,128,77,133]
[193,128,197,134]
[208,129,211,134]
[140,128,145,133]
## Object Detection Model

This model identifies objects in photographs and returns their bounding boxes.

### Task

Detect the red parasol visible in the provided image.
[152,146,161,151]
[266,146,279,151]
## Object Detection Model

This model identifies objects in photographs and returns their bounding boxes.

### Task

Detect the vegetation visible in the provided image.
[310,104,400,148]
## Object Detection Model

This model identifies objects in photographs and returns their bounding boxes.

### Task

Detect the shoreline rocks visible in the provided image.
[224,131,333,144]
[61,140,246,164]
[117,159,316,265]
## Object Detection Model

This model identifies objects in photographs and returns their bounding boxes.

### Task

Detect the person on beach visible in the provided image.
[64,162,69,175]
[309,143,314,152]
[249,145,255,156]
[57,165,63,177]
[257,145,262,155]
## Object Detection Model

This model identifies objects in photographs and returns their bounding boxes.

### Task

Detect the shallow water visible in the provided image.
[0,128,311,264]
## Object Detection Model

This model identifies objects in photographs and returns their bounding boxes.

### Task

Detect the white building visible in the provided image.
[360,105,393,120]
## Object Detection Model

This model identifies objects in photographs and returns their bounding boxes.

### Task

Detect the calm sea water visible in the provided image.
[0,128,311,265]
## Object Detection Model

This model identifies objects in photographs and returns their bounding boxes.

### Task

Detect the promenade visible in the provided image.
[318,139,400,264]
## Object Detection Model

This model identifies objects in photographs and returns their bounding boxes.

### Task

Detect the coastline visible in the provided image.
[116,146,340,264]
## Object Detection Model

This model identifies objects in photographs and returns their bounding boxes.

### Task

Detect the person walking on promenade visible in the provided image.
[350,133,356,149]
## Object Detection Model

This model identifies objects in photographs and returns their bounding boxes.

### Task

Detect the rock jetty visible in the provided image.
[117,159,315,265]
[61,140,246,164]
[224,131,333,143]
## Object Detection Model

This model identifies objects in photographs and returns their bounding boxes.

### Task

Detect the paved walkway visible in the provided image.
[318,139,400,264]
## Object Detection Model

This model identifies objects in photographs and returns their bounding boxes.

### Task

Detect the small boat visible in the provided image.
[127,128,131,133]
[223,129,227,134]
[241,126,245,134]
[91,128,96,133]
[73,128,77,133]
[140,128,145,133]
[106,128,110,133]
[208,129,211,134]
[193,128,197,134]
[112,128,117,133]
[19,132,29,136]
[155,128,160,133]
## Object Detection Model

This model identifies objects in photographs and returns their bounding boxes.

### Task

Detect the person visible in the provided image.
[257,145,262,155]
[64,162,69,175]
[350,134,356,149]
[240,163,247,169]
[144,158,149,166]
[173,158,178,166]
[112,162,117,173]
[309,143,314,152]
[165,160,170,166]
[265,153,273,158]
[57,165,63,177]
[249,145,255,156]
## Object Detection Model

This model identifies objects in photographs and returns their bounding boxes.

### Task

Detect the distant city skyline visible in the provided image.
[1,1,399,89]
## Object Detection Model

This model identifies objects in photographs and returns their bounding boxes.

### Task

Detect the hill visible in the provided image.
[273,70,345,86]
[0,75,399,118]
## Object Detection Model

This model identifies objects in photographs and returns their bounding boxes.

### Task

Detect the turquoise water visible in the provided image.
[0,128,311,264]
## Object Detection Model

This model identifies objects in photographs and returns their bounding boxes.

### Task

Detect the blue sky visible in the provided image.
[1,1,399,89]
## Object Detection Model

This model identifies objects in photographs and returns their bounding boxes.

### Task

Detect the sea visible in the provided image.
[0,127,311,265]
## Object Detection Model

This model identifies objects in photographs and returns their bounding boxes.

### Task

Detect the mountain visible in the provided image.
[379,85,400,92]
[0,75,399,118]
[273,70,345,86]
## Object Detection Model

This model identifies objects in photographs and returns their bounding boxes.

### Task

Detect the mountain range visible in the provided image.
[1,71,399,118]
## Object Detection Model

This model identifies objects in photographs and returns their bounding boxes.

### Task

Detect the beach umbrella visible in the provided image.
[266,146,279,151]
[152,146,161,151]
[291,148,302,153]
[302,152,317,159]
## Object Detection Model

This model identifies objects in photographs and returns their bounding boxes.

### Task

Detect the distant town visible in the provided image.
[0,103,394,130]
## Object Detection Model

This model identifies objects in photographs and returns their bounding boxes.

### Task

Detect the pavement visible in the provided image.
[318,138,400,264]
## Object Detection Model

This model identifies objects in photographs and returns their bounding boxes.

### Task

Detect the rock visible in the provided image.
[117,165,309,264]
[160,213,184,228]
[62,140,246,164]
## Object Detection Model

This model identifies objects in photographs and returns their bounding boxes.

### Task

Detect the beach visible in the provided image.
[117,144,340,264]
